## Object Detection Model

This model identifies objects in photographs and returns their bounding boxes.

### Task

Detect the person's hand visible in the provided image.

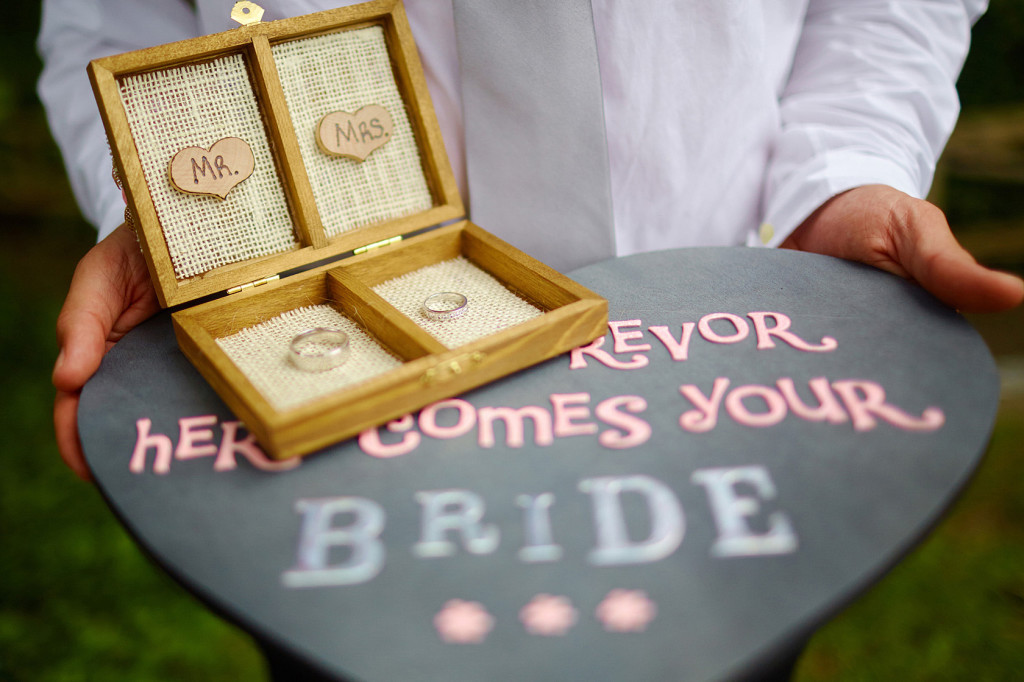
[782,184,1024,313]
[53,223,160,480]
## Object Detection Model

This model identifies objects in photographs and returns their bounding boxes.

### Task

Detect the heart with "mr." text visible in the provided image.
[169,137,255,200]
[317,104,394,162]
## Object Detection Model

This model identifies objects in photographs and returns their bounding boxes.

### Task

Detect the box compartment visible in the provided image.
[90,0,607,458]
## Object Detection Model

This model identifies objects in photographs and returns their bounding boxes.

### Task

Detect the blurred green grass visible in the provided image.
[1,2,1022,680]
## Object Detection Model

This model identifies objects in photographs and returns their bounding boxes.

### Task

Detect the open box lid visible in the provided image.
[88,0,464,308]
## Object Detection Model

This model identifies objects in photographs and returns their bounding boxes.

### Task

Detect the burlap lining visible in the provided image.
[373,257,544,349]
[118,54,297,280]
[216,304,401,411]
[217,257,541,410]
[272,26,434,238]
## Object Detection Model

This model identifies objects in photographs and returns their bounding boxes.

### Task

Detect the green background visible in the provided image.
[2,2,1022,680]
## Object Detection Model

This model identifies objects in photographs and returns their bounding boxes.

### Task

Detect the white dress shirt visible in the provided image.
[38,0,986,264]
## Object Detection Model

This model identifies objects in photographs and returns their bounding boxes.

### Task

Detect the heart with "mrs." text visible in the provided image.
[317,105,394,162]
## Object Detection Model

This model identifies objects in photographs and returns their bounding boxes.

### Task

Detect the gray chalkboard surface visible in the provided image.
[80,248,999,681]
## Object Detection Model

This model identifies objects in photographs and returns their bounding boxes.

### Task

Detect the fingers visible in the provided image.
[53,291,114,394]
[53,225,156,393]
[52,224,158,479]
[54,389,93,482]
[785,185,1024,314]
[54,237,128,392]
[893,200,1024,314]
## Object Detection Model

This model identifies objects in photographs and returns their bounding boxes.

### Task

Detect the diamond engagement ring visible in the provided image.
[422,292,468,322]
[289,328,350,372]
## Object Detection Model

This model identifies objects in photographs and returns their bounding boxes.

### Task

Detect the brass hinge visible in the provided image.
[354,235,402,255]
[227,274,279,295]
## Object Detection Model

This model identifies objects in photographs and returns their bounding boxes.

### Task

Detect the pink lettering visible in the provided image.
[595,396,651,449]
[359,415,421,458]
[571,312,841,369]
[724,385,788,428]
[698,313,749,345]
[831,380,945,432]
[679,378,731,433]
[608,320,652,354]
[551,393,598,438]
[478,406,554,448]
[569,335,648,370]
[648,323,696,361]
[176,415,218,459]
[420,399,477,440]
[129,416,297,474]
[215,421,298,472]
[130,418,174,475]
[747,312,837,352]
[776,377,848,424]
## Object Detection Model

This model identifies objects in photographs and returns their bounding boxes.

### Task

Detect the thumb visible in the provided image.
[896,202,1024,313]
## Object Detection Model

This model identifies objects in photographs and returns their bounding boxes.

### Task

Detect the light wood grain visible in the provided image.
[100,1,607,460]
[326,269,447,359]
[249,35,328,249]
[380,0,463,214]
[336,222,464,285]
[88,61,180,307]
[177,272,331,338]
[172,220,606,459]
[89,0,462,307]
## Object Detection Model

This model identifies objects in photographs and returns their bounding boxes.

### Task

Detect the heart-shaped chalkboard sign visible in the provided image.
[80,248,999,681]
[168,137,255,200]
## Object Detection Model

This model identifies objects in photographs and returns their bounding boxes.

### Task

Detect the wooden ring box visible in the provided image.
[88,0,607,459]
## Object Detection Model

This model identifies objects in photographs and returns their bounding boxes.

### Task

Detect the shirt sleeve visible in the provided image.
[754,0,988,247]
[37,0,199,240]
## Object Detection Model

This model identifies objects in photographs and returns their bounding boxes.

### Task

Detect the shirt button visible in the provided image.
[759,222,775,245]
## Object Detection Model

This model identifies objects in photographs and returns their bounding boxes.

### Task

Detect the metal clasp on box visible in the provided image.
[421,351,487,386]
[231,1,265,26]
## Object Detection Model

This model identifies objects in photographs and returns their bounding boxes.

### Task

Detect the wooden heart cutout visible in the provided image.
[168,137,255,200]
[317,105,394,161]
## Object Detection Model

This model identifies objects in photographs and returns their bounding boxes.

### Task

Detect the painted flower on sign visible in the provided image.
[519,594,578,636]
[596,589,657,632]
[434,599,495,644]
